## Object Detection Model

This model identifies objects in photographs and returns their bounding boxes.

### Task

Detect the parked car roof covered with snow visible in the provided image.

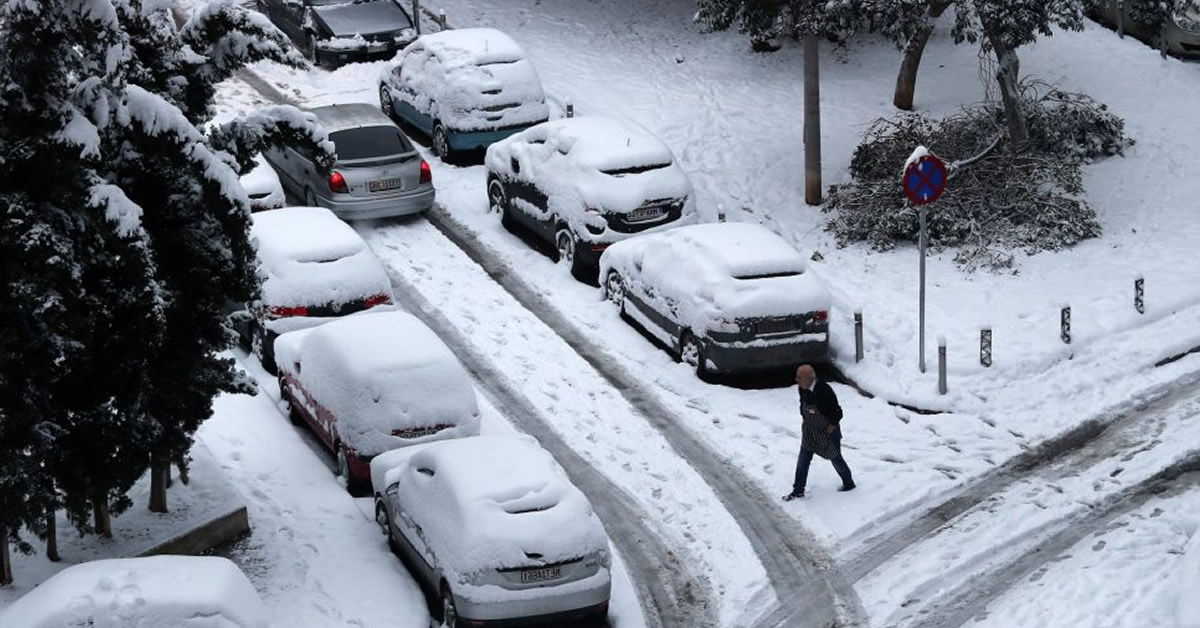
[250,205,392,312]
[274,310,481,459]
[0,556,267,628]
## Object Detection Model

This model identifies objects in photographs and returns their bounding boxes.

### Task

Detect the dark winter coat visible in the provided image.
[799,380,844,460]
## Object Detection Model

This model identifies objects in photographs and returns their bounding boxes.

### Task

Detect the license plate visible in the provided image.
[370,178,403,193]
[392,425,443,439]
[757,318,798,334]
[626,206,665,222]
[520,566,562,584]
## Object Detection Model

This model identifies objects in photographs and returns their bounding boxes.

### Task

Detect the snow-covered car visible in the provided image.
[378,27,550,160]
[370,434,611,626]
[276,310,481,493]
[240,153,286,211]
[256,0,415,68]
[264,103,434,220]
[600,222,831,377]
[0,556,267,628]
[1090,0,1200,58]
[231,205,395,374]
[485,115,697,281]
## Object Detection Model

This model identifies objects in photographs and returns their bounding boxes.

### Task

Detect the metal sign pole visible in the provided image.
[919,203,927,373]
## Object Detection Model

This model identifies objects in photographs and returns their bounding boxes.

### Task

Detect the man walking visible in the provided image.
[783,364,855,500]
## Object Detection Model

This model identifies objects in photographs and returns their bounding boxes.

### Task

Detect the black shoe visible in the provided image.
[838,483,856,492]
[782,490,804,501]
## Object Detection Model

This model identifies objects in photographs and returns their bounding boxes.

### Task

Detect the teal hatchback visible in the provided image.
[378,28,550,161]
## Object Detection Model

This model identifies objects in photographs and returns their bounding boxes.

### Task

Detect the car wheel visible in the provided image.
[488,177,514,228]
[432,123,450,161]
[335,446,354,493]
[679,331,707,378]
[440,583,459,628]
[375,501,402,556]
[604,271,626,313]
[279,378,302,425]
[379,86,394,119]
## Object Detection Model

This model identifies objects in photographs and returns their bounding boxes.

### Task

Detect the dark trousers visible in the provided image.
[792,440,854,492]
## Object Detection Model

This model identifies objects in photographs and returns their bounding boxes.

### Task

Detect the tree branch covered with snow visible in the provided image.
[181,0,306,84]
[207,105,335,175]
[825,81,1132,272]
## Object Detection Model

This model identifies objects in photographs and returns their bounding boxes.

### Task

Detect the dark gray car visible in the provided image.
[1090,1,1200,58]
[264,103,435,220]
[255,0,415,68]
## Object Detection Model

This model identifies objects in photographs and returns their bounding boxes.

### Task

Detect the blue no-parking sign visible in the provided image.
[903,154,947,206]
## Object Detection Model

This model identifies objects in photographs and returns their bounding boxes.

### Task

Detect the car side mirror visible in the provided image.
[510,156,520,174]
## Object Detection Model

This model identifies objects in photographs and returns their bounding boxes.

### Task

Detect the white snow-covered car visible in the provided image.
[276,310,481,493]
[378,27,550,160]
[485,115,696,280]
[231,205,395,374]
[0,556,267,628]
[240,154,286,211]
[370,434,611,626]
[600,222,831,377]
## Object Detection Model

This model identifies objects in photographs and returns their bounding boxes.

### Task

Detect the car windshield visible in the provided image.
[330,126,414,161]
[734,271,802,280]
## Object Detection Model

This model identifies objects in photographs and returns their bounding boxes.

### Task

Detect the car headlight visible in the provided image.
[584,548,611,570]
[711,317,742,333]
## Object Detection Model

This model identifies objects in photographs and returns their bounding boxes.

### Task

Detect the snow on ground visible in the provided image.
[968,484,1200,628]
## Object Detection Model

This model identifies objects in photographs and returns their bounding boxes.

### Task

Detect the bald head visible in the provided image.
[795,364,816,389]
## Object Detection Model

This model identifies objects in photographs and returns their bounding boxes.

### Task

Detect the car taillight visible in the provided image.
[269,305,308,318]
[812,310,829,323]
[365,293,391,308]
[419,159,432,184]
[328,171,348,194]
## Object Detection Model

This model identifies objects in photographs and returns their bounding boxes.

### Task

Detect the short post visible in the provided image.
[1061,304,1072,344]
[565,100,574,118]
[937,335,947,395]
[1116,0,1125,38]
[1135,275,1144,315]
[716,203,726,223]
[854,308,864,363]
[980,326,992,368]
[412,0,420,34]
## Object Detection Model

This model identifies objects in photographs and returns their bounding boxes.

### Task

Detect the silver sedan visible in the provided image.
[265,103,435,220]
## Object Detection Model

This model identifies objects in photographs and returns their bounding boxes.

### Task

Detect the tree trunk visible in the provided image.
[982,22,1029,148]
[92,493,112,538]
[893,0,951,111]
[803,34,822,206]
[149,452,169,514]
[46,511,59,562]
[0,520,13,586]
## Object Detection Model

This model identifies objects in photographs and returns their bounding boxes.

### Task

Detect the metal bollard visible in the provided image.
[438,8,446,30]
[412,0,420,34]
[565,101,574,118]
[854,308,864,363]
[1135,275,1144,315]
[1060,304,1071,344]
[938,336,947,395]
[980,327,992,368]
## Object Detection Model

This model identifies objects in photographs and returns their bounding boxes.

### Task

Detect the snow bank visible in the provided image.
[375,435,609,584]
[250,206,391,307]
[278,310,481,456]
[601,222,831,333]
[1176,524,1200,628]
[0,556,267,628]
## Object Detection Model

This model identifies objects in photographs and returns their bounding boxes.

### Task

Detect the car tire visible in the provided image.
[279,378,302,426]
[375,501,402,555]
[440,582,459,628]
[336,446,354,492]
[555,227,587,280]
[679,331,708,379]
[379,86,394,119]
[604,271,626,314]
[432,122,451,162]
[488,177,515,229]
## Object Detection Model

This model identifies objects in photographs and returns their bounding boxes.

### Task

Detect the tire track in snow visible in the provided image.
[419,205,867,628]
[840,364,1200,585]
[900,457,1200,628]
[376,247,710,628]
